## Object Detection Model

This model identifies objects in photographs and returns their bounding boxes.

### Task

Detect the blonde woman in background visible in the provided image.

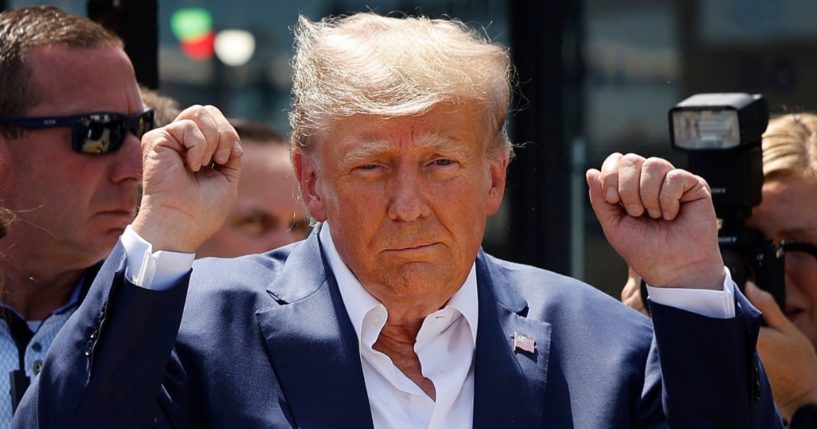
[623,113,817,426]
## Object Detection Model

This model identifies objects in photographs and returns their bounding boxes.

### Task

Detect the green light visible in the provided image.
[171,8,213,41]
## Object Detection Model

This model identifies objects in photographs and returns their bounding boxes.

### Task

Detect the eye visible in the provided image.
[426,157,461,171]
[234,213,281,236]
[350,161,388,179]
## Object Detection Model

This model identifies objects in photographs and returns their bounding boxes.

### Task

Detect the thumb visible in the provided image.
[745,281,789,330]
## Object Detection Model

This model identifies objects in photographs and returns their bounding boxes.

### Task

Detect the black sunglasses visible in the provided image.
[0,109,154,155]
[780,240,817,261]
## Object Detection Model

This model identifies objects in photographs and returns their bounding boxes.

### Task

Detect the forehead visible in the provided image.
[238,143,298,202]
[241,142,292,173]
[312,101,490,156]
[749,175,817,237]
[26,45,142,115]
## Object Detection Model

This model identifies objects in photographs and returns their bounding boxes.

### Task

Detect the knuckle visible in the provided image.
[620,152,644,166]
[599,170,618,186]
[642,157,670,173]
[176,119,198,133]
[601,152,623,170]
[664,169,683,183]
[182,105,208,122]
[599,165,616,177]
[184,104,204,114]
[219,131,237,146]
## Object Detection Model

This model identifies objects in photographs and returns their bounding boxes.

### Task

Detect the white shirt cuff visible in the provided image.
[646,267,736,319]
[120,225,195,290]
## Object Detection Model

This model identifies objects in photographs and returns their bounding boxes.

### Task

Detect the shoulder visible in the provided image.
[481,253,652,340]
[482,253,620,306]
[184,241,304,310]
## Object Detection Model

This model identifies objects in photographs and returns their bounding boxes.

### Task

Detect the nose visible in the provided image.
[109,132,142,185]
[387,164,430,222]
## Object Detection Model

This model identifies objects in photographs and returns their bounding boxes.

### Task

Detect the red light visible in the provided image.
[180,31,215,61]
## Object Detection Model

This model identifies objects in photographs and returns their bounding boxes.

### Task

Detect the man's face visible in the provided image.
[294,102,508,305]
[0,46,143,270]
[196,142,308,258]
[746,175,817,348]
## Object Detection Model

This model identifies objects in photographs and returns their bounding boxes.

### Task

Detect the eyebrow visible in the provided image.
[340,134,471,167]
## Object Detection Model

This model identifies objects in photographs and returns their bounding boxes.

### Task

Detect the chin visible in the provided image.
[96,229,125,250]
[389,261,461,285]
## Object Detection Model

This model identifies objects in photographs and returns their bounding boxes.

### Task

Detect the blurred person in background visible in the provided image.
[140,87,180,128]
[621,112,817,427]
[0,6,150,424]
[196,120,309,258]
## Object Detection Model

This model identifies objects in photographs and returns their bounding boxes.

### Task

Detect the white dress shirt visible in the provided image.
[320,223,478,429]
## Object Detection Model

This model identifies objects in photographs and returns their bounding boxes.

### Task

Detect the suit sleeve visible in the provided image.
[648,287,783,428]
[11,242,191,428]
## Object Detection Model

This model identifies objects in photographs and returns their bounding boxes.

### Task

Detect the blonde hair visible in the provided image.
[290,13,513,158]
[762,113,817,181]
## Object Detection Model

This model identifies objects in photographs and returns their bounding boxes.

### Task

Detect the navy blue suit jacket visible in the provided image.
[14,228,781,428]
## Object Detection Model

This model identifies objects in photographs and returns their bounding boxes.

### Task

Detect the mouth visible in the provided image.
[96,207,137,226]
[396,243,435,250]
[385,242,441,254]
[98,208,137,217]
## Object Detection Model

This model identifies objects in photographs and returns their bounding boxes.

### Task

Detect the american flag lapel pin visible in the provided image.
[512,332,536,354]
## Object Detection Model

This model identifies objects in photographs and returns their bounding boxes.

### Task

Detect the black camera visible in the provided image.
[667,93,785,309]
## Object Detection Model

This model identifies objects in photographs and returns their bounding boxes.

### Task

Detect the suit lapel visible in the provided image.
[256,229,374,429]
[255,235,555,428]
[473,253,552,429]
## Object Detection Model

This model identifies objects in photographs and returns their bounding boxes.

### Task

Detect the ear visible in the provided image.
[485,152,509,216]
[291,147,328,221]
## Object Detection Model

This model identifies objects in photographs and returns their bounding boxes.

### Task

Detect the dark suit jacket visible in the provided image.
[13,227,781,428]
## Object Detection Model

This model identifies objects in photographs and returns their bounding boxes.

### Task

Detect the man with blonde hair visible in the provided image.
[16,13,779,428]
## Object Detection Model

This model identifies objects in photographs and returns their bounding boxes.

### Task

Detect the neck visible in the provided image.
[366,282,455,349]
[1,242,88,320]
[3,266,82,320]
[374,315,436,399]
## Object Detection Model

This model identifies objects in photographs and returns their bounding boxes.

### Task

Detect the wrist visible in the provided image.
[649,262,725,291]
[131,207,200,253]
